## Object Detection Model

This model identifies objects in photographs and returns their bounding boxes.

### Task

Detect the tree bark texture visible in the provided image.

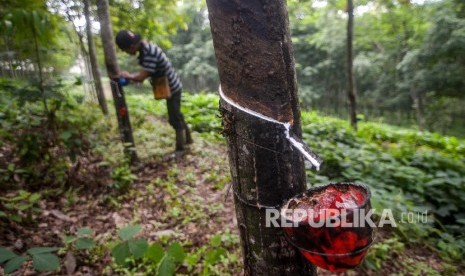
[206,1,316,275]
[347,0,358,130]
[96,0,137,163]
[84,0,109,115]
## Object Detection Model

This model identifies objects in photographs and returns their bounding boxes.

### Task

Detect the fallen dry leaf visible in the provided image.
[50,209,73,222]
[65,251,77,275]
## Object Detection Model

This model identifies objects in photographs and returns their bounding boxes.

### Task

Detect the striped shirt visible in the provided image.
[138,42,182,95]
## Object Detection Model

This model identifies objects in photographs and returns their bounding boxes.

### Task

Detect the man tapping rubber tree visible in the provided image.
[115,30,193,152]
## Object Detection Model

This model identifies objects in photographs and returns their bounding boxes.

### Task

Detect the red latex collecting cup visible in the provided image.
[281,183,373,272]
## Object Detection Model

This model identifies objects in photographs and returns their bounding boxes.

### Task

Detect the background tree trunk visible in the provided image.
[77,39,94,98]
[412,91,425,131]
[60,1,94,98]
[347,0,358,130]
[206,1,316,275]
[96,0,137,163]
[84,0,108,115]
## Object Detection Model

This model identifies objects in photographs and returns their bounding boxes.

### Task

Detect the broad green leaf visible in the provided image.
[209,235,222,247]
[157,256,176,276]
[111,242,130,265]
[27,247,59,255]
[18,190,29,199]
[76,238,95,250]
[117,225,142,241]
[17,204,30,211]
[146,243,164,264]
[28,193,41,203]
[11,214,22,223]
[77,227,93,237]
[128,239,148,259]
[62,235,76,244]
[167,243,185,263]
[0,247,17,263]
[32,253,60,272]
[4,255,28,274]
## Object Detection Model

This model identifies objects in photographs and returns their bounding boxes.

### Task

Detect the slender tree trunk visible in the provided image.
[417,95,425,130]
[206,1,316,275]
[347,0,358,130]
[62,4,92,98]
[31,19,49,116]
[412,91,425,131]
[96,0,137,163]
[85,54,97,100]
[84,0,108,115]
[9,60,15,78]
[74,32,91,96]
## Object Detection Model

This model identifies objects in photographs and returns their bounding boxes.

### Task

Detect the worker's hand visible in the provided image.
[119,71,133,79]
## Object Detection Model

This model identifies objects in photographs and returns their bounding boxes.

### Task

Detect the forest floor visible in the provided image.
[1,113,452,275]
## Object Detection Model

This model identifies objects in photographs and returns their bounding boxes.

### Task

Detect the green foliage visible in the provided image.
[435,232,465,262]
[110,162,138,191]
[146,92,464,267]
[0,78,106,190]
[298,111,465,264]
[168,3,219,92]
[153,243,186,276]
[0,190,41,223]
[146,243,164,264]
[394,257,445,276]
[28,247,61,272]
[110,0,187,49]
[182,93,222,138]
[2,255,29,274]
[111,225,148,266]
[123,92,223,141]
[363,237,405,270]
[112,236,186,276]
[184,230,239,275]
[0,246,60,274]
[165,0,465,136]
[1,4,77,75]
[63,227,96,251]
[118,225,143,241]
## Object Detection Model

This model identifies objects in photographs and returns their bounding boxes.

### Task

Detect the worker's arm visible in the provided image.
[120,69,151,83]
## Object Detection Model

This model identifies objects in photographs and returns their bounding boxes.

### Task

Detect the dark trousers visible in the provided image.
[166,91,186,130]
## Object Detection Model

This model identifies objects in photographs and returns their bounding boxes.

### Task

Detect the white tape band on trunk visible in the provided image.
[219,85,322,171]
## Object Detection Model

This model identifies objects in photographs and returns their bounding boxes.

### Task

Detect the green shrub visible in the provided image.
[0,190,41,223]
[0,78,106,190]
[110,163,138,191]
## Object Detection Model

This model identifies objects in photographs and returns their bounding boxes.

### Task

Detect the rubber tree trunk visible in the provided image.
[96,0,137,163]
[347,0,358,130]
[206,1,316,275]
[84,0,108,115]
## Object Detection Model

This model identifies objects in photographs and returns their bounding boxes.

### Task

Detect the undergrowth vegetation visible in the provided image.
[1,79,464,274]
[300,113,465,271]
[107,91,465,272]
